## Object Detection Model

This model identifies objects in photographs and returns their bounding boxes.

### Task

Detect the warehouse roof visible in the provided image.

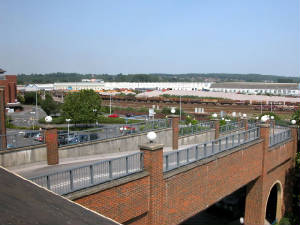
[210,82,299,90]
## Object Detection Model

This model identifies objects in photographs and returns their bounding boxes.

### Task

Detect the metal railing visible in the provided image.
[219,121,244,133]
[0,130,45,150]
[164,127,260,172]
[30,152,144,195]
[59,119,171,147]
[269,128,291,147]
[179,121,213,136]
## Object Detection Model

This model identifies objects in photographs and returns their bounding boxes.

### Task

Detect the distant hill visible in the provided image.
[16,72,300,84]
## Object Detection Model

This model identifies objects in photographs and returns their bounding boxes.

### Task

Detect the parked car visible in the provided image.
[108,114,119,118]
[120,126,136,134]
[34,133,44,142]
[24,131,39,138]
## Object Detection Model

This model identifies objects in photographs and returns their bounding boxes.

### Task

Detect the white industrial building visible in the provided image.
[18,81,299,96]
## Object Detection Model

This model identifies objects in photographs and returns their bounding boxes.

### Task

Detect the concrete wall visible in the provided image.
[59,128,172,159]
[178,129,215,146]
[0,144,47,168]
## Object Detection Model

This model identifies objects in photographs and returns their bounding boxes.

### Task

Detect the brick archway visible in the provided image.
[265,181,283,224]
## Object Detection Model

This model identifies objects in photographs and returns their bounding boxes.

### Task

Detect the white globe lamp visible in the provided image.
[147,131,157,143]
[261,115,268,123]
[242,113,247,118]
[291,120,296,125]
[232,112,236,117]
[270,116,274,120]
[170,107,176,114]
[240,217,244,224]
[45,116,52,123]
[255,116,259,120]
[212,113,218,118]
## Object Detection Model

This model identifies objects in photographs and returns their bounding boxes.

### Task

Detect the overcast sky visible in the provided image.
[0,0,299,76]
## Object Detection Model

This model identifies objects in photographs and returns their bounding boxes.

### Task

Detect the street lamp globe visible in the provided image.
[147,131,157,143]
[291,120,296,125]
[45,116,52,123]
[212,113,218,118]
[232,112,236,117]
[261,115,268,123]
[171,107,176,114]
[270,116,274,120]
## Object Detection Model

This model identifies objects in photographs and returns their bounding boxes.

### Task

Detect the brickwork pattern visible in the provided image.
[75,176,150,224]
[45,128,59,165]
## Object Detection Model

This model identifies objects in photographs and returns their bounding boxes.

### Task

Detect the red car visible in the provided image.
[108,114,119,118]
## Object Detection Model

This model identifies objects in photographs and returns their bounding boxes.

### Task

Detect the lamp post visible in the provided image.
[35,85,39,129]
[65,119,71,139]
[93,109,98,127]
[110,93,112,115]
[179,95,182,121]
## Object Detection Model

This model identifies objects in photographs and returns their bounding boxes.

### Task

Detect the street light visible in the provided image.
[66,119,71,139]
[93,109,98,127]
[147,131,157,143]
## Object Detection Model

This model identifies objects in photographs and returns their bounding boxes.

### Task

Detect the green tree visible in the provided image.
[62,90,102,124]
[291,110,299,125]
[17,94,25,104]
[40,93,60,115]
[24,92,42,105]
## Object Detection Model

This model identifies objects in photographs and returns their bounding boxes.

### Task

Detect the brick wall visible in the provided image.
[71,125,297,225]
[0,75,17,104]
[74,175,150,225]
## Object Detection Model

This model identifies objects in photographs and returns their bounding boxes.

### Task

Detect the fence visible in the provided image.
[164,127,260,172]
[30,152,144,195]
[269,128,291,147]
[59,119,171,147]
[219,121,244,133]
[0,130,45,150]
[179,121,213,136]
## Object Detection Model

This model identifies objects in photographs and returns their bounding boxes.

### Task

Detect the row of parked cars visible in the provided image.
[57,131,99,145]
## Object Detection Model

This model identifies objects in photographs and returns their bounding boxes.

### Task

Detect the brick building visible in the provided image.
[0,68,17,105]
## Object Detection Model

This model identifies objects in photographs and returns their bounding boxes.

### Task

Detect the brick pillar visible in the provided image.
[8,82,16,103]
[290,125,298,166]
[242,118,249,140]
[45,128,59,165]
[212,119,220,139]
[139,143,165,225]
[244,123,269,225]
[168,115,179,150]
[0,87,7,150]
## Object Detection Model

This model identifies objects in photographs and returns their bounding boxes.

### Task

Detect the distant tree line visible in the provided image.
[16,72,300,84]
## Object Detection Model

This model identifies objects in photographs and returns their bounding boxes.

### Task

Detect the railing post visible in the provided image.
[225,137,228,149]
[168,115,179,150]
[125,156,129,174]
[204,143,207,157]
[90,165,94,184]
[195,145,199,159]
[139,142,165,225]
[70,170,74,191]
[177,151,180,166]
[109,160,113,178]
[218,139,221,152]
[46,175,50,190]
